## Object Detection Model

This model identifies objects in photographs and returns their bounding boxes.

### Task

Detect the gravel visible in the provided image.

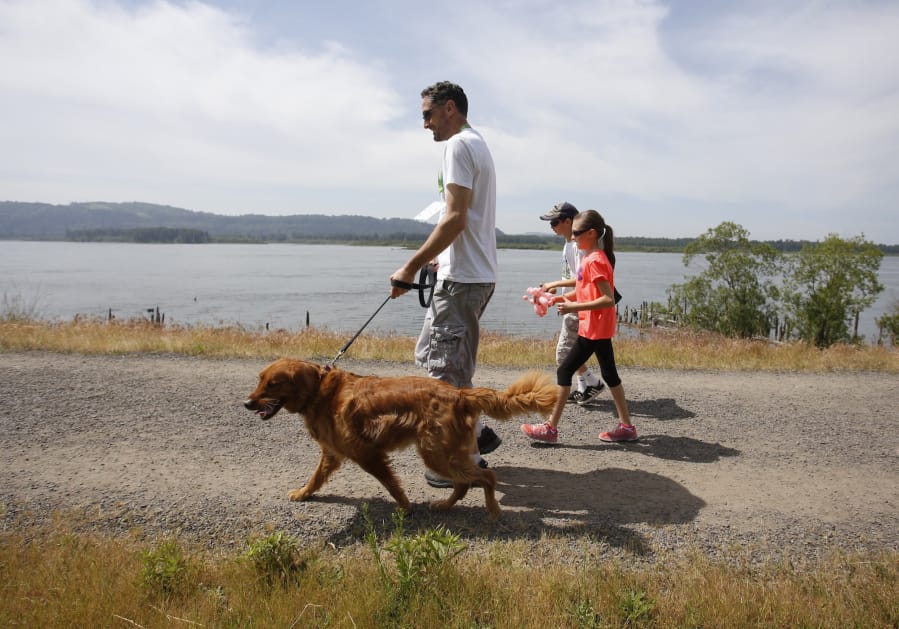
[1,351,896,566]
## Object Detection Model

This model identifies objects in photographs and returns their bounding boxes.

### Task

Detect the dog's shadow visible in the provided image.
[324,466,706,555]
[534,434,741,464]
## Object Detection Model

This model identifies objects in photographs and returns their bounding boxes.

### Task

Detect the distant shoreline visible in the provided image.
[3,236,897,255]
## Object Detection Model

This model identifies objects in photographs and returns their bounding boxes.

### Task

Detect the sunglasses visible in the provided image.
[422,108,433,122]
[572,227,594,237]
[549,219,561,228]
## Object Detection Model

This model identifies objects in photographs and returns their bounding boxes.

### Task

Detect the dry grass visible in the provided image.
[1,317,897,373]
[2,319,897,626]
[1,527,895,628]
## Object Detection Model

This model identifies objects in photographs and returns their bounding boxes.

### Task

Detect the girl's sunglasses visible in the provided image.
[572,227,594,237]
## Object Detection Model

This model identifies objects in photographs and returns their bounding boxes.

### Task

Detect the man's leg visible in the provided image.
[422,282,496,488]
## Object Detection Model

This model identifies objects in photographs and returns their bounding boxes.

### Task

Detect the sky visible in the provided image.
[1,0,898,242]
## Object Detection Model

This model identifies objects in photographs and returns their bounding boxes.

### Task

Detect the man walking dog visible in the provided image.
[390,81,501,487]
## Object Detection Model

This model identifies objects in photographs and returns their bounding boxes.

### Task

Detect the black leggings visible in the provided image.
[557,336,622,388]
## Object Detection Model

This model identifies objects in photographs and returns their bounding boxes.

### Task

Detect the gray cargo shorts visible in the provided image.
[414,280,495,389]
[556,312,579,366]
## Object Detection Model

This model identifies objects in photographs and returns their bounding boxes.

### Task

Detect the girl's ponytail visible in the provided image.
[603,223,616,268]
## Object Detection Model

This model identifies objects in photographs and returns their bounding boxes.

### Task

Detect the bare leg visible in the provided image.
[545,385,570,430]
[609,383,631,425]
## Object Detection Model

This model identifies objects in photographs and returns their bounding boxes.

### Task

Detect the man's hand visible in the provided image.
[389,267,415,299]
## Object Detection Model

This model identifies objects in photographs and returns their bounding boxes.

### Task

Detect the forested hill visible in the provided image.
[1,201,896,253]
[0,201,435,243]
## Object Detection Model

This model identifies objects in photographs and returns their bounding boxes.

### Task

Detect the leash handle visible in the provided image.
[389,263,437,308]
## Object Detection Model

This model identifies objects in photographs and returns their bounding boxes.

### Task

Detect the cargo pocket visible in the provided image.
[427,324,467,387]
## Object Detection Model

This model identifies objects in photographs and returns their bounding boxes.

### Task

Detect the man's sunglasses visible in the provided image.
[550,219,562,227]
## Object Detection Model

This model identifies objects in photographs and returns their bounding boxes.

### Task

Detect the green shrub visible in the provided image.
[245,531,306,584]
[141,538,191,596]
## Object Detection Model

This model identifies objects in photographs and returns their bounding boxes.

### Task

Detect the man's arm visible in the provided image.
[390,183,471,297]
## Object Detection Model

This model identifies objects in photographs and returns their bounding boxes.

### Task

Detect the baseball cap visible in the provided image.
[539,201,578,221]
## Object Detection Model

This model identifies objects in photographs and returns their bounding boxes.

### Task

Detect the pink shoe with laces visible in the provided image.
[521,422,558,443]
[599,423,638,442]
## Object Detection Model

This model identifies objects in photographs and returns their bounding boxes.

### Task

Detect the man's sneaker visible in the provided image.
[520,422,558,444]
[599,423,638,442]
[576,383,606,405]
[477,425,502,454]
[425,459,488,489]
[568,390,586,404]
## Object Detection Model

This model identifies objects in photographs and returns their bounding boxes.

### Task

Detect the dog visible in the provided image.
[243,358,557,520]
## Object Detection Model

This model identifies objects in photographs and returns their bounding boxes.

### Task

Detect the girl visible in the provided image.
[521,209,637,443]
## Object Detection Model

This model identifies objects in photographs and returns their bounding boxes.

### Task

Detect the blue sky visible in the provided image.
[1,0,897,242]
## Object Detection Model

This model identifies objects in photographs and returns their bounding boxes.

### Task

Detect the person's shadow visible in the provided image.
[532,435,740,463]
[579,396,695,420]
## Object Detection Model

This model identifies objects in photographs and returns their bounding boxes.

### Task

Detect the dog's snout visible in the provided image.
[243,399,254,410]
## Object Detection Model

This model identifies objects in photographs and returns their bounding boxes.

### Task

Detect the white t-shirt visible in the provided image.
[436,126,497,283]
[562,239,580,281]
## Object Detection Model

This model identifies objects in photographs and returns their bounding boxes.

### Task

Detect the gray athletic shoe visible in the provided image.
[425,459,488,489]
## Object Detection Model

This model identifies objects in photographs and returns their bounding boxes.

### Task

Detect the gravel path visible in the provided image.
[1,351,897,565]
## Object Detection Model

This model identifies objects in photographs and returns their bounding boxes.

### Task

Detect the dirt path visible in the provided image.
[1,351,897,564]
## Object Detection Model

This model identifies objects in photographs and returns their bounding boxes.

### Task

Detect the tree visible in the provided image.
[876,300,899,346]
[667,222,781,338]
[783,234,884,347]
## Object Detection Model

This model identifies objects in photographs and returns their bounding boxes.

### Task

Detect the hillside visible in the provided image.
[2,201,896,253]
[0,201,437,243]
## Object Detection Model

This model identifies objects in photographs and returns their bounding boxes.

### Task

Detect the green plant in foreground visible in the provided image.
[141,538,190,595]
[363,504,466,621]
[571,597,602,628]
[618,588,655,624]
[244,530,306,584]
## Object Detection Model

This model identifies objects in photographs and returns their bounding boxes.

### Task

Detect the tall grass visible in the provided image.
[2,316,897,372]
[1,525,895,628]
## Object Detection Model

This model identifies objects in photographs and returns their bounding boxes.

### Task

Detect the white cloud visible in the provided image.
[0,0,435,213]
[0,0,896,241]
[430,0,899,238]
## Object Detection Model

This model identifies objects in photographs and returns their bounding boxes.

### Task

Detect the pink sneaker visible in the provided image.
[599,423,638,442]
[521,422,558,443]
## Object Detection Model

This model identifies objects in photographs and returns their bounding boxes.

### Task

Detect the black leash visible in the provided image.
[325,264,437,369]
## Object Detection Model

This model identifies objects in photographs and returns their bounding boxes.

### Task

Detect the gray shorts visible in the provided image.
[414,280,494,388]
[556,312,579,366]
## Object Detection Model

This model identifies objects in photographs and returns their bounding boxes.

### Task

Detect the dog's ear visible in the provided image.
[278,359,323,412]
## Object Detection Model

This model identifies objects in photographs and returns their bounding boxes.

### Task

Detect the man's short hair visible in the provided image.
[421,81,468,117]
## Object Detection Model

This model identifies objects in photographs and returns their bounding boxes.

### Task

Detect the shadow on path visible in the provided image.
[579,397,695,420]
[531,434,741,463]
[326,466,706,556]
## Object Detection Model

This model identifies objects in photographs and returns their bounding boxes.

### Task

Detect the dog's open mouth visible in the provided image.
[248,399,283,420]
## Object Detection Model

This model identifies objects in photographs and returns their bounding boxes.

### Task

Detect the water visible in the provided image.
[1,241,897,343]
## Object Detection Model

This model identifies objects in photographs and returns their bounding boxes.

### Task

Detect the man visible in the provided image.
[390,81,500,488]
[538,202,605,405]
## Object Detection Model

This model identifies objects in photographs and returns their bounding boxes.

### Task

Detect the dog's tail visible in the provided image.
[464,371,557,420]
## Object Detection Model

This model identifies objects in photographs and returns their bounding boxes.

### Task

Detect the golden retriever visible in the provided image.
[243,358,556,519]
